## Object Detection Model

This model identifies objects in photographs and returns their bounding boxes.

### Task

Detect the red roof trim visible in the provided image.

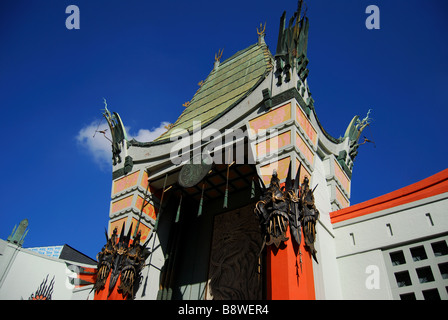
[330,169,448,224]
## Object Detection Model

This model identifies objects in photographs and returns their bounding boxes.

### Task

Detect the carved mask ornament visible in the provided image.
[255,162,319,262]
[94,222,149,299]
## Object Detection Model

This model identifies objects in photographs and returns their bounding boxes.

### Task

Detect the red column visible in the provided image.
[94,274,127,300]
[266,228,315,300]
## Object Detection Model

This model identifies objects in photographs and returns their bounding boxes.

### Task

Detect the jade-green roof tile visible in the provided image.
[153,42,273,142]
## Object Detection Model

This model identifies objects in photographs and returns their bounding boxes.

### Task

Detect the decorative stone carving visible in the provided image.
[255,162,319,262]
[94,222,148,299]
[208,204,263,300]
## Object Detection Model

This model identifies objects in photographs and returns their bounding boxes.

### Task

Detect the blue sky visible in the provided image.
[0,0,447,260]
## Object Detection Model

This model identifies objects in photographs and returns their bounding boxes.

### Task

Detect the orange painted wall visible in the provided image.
[333,159,350,194]
[93,267,127,300]
[295,158,311,183]
[111,195,133,213]
[249,102,291,132]
[256,130,291,158]
[335,185,350,209]
[296,132,314,165]
[130,217,151,242]
[135,195,157,220]
[296,104,317,146]
[266,228,315,300]
[260,156,291,186]
[109,217,127,237]
[113,170,140,195]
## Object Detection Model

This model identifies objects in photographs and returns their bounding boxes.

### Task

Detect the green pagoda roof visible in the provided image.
[153,42,273,142]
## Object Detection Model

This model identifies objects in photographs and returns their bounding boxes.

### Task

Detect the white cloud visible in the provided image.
[76,121,112,170]
[127,121,171,142]
[76,121,170,170]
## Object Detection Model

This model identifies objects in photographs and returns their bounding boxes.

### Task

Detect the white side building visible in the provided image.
[331,168,448,300]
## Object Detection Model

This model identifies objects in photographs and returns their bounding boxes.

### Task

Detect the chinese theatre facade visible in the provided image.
[1,2,447,302]
[91,2,447,300]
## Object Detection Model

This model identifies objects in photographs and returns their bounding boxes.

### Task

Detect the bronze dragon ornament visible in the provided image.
[255,162,319,263]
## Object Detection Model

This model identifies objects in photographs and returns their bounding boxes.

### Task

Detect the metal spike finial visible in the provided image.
[257,22,266,45]
[214,49,224,69]
[257,22,266,36]
[215,48,224,62]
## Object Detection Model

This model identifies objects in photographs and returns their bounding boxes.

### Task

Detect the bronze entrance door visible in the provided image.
[206,204,264,300]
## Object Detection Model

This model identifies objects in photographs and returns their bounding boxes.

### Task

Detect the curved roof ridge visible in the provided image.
[145,42,272,143]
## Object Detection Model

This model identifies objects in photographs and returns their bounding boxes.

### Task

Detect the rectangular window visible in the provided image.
[390,251,406,266]
[438,262,448,279]
[410,246,427,261]
[383,236,448,300]
[416,266,435,283]
[399,292,416,300]
[394,271,412,287]
[422,288,440,300]
[431,241,448,257]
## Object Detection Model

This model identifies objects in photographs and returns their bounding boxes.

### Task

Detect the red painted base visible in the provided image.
[94,274,127,300]
[266,228,315,300]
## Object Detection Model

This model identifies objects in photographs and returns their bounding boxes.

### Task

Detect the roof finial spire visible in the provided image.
[7,219,29,246]
[214,48,224,69]
[257,22,266,45]
[297,0,304,18]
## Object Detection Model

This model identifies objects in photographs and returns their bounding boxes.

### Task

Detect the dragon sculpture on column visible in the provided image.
[255,162,319,262]
[94,222,149,299]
